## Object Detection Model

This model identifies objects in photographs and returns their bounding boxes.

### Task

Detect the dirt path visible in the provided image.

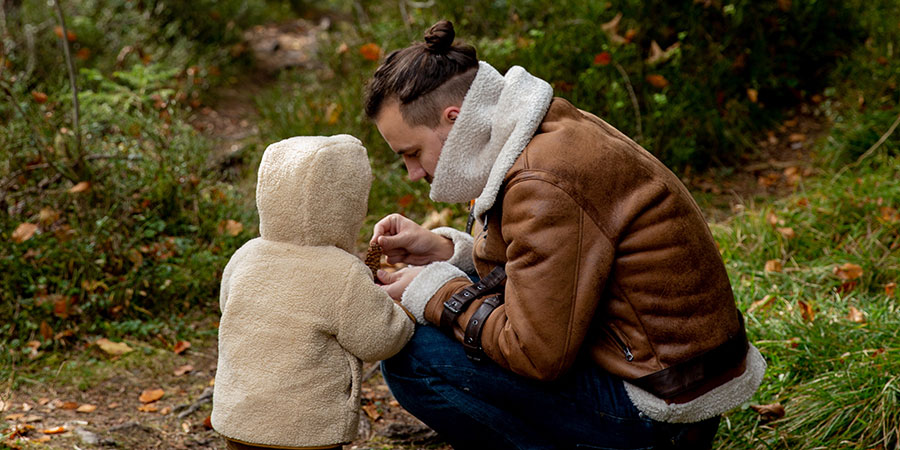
[2,328,444,449]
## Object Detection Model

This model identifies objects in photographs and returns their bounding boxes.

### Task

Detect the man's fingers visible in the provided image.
[378,233,409,252]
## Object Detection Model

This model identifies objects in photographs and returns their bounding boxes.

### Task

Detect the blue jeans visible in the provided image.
[381,325,719,450]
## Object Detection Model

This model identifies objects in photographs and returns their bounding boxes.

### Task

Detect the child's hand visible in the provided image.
[377,266,425,301]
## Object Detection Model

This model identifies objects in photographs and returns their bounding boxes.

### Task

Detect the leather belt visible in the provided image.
[630,312,749,400]
[462,294,503,362]
[440,266,506,333]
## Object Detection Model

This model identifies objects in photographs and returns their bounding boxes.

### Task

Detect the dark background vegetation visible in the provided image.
[2,0,898,448]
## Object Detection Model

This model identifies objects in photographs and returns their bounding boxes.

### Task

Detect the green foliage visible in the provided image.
[0,0,279,349]
[347,0,864,168]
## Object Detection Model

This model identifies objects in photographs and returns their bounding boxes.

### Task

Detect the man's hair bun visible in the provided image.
[424,20,455,54]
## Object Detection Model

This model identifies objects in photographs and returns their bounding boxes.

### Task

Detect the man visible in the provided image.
[365,20,765,449]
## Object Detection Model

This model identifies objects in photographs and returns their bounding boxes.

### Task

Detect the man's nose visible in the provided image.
[405,161,425,182]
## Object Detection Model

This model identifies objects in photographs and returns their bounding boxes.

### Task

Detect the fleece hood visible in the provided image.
[256,135,371,252]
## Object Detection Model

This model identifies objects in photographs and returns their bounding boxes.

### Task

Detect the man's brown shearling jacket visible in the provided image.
[423,98,747,403]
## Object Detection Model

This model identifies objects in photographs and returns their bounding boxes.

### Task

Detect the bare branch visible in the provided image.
[612,61,643,143]
[52,0,87,175]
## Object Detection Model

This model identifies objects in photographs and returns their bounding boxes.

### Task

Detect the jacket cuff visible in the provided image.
[401,262,468,325]
[623,344,767,423]
[431,227,475,275]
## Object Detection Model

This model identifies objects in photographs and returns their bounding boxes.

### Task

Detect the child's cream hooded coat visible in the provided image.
[211,135,415,448]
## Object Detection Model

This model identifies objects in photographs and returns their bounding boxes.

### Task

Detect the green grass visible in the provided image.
[712,153,900,449]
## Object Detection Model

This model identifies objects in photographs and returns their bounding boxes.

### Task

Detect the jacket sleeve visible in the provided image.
[335,260,415,362]
[427,177,616,380]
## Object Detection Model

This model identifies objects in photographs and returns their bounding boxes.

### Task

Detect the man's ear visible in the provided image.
[442,106,460,124]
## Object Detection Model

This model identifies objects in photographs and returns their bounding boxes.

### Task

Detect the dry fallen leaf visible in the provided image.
[797,300,815,322]
[138,403,159,413]
[886,282,897,297]
[645,41,679,66]
[747,295,776,315]
[173,364,194,376]
[222,219,243,236]
[12,223,38,243]
[159,406,171,415]
[766,211,781,227]
[76,404,97,413]
[362,404,381,421]
[5,413,25,421]
[879,206,899,223]
[203,415,213,429]
[776,227,795,239]
[69,181,91,194]
[788,133,807,143]
[108,402,120,409]
[42,425,67,434]
[325,102,342,125]
[95,338,133,355]
[22,414,42,423]
[173,340,191,355]
[420,208,452,230]
[594,51,612,66]
[600,12,627,44]
[834,263,863,280]
[39,321,53,341]
[645,74,669,89]
[746,88,758,103]
[39,207,60,225]
[139,388,165,404]
[750,402,785,420]
[838,280,858,294]
[60,401,78,410]
[847,306,865,323]
[764,260,783,273]
[32,91,49,103]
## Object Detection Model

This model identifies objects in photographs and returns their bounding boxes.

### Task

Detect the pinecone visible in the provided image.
[364,242,383,278]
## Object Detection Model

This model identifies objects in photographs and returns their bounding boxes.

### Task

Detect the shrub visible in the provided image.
[355,0,864,169]
[0,0,283,347]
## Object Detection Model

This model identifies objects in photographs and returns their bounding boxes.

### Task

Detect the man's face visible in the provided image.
[374,101,453,184]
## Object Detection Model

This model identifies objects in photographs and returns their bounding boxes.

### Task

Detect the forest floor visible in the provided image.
[2,24,830,448]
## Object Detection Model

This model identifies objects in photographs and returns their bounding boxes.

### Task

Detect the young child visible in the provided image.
[211,135,415,450]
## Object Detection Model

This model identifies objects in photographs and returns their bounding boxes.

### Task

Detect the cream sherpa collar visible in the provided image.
[430,61,553,218]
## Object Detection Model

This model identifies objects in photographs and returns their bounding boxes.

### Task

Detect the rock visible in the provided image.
[377,422,440,444]
[74,427,100,445]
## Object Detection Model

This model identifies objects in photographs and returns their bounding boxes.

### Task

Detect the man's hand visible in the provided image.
[371,214,454,265]
[378,266,425,301]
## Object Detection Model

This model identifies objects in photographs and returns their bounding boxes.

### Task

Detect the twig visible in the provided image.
[353,1,371,27]
[175,386,214,419]
[397,0,411,31]
[612,61,643,143]
[830,110,900,183]
[854,111,900,164]
[24,24,36,80]
[362,362,381,382]
[52,0,86,174]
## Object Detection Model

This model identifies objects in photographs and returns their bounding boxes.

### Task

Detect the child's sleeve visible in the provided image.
[335,260,415,362]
